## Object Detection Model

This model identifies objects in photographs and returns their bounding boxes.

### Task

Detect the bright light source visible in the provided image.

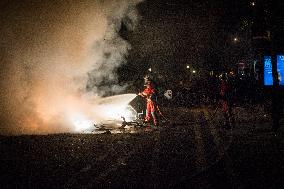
[234,37,239,42]
[97,104,136,122]
[186,65,190,69]
[71,115,93,132]
[251,2,256,6]
[148,68,152,72]
[192,70,196,74]
[71,94,137,132]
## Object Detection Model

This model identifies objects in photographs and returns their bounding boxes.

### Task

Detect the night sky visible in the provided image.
[119,0,251,80]
[119,0,284,81]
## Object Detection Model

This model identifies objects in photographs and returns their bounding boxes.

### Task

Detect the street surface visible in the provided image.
[0,106,283,188]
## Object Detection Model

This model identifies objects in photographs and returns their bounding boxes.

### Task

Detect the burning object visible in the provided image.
[71,94,141,133]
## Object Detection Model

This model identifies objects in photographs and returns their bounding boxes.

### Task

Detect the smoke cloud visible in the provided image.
[0,0,143,135]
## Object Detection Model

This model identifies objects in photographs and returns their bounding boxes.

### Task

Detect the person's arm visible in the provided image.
[138,92,145,97]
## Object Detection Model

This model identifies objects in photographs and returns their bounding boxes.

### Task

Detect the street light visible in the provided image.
[250,2,256,6]
[186,65,190,69]
[148,67,152,72]
[234,37,239,42]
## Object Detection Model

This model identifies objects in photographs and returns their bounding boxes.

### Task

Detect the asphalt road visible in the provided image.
[0,106,283,188]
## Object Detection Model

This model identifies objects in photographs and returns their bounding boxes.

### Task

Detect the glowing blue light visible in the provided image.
[264,56,273,86]
[277,55,284,86]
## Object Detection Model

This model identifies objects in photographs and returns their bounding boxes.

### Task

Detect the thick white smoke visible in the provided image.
[0,0,143,135]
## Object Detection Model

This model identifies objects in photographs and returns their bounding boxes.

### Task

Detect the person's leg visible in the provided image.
[151,110,158,126]
[145,101,151,122]
[149,101,158,126]
[221,100,231,128]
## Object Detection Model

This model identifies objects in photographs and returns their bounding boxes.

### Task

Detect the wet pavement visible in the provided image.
[0,106,283,188]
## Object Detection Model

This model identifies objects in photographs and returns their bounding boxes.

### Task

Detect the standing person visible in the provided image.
[271,84,283,133]
[208,74,220,105]
[219,73,233,128]
[138,75,159,127]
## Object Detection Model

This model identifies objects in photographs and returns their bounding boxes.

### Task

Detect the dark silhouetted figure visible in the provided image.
[219,74,233,128]
[271,54,283,133]
[271,85,283,133]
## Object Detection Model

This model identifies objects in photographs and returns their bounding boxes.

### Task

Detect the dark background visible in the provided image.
[118,0,284,86]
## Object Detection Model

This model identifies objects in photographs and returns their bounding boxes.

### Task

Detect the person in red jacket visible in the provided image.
[138,75,158,126]
[219,73,233,128]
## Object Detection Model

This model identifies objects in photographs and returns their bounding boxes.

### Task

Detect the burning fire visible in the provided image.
[70,94,137,132]
[71,114,94,132]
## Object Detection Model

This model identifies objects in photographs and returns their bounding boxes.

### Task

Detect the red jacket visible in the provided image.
[142,85,155,95]
[220,80,229,98]
[141,82,156,101]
